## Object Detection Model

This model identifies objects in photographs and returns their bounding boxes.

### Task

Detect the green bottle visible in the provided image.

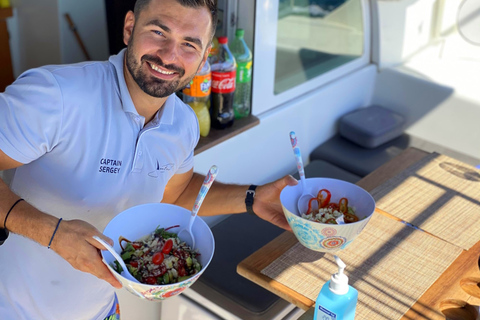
[230,29,252,119]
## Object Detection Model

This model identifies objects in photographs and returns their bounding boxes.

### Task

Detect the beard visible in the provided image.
[125,36,195,98]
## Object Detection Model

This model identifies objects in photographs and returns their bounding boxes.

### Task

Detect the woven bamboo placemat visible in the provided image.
[370,153,480,250]
[261,212,462,320]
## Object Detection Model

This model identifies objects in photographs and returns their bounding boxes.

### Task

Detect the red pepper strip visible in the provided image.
[325,218,337,224]
[119,236,132,251]
[338,197,348,214]
[344,212,359,223]
[317,189,331,208]
[307,198,319,215]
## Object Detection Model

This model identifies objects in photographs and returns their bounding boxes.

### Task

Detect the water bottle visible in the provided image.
[230,29,252,119]
[182,60,211,137]
[209,36,236,129]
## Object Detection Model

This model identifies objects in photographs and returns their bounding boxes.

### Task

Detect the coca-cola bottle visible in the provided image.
[210,36,236,129]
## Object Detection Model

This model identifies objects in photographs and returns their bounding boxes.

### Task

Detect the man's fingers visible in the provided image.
[96,260,123,289]
[284,174,299,187]
[274,175,298,191]
[88,234,114,250]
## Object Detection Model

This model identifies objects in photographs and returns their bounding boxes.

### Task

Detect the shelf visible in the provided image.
[194,115,260,155]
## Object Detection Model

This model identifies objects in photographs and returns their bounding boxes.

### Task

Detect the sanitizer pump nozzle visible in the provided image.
[329,255,349,295]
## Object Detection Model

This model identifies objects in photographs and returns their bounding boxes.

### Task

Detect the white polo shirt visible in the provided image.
[0,49,199,320]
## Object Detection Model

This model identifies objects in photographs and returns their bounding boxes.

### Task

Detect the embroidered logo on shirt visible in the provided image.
[148,160,174,178]
[98,158,122,174]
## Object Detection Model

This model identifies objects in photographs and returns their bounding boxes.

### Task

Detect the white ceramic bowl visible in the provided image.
[100,203,215,301]
[280,178,375,252]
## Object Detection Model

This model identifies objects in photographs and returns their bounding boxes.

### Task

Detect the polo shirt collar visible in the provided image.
[109,49,176,126]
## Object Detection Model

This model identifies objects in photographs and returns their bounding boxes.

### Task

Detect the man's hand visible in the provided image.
[50,219,122,289]
[252,175,298,231]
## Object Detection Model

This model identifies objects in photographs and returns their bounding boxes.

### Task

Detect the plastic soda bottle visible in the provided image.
[230,29,252,119]
[209,36,236,129]
[182,60,211,137]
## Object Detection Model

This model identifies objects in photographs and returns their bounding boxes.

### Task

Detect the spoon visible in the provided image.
[92,235,139,283]
[178,165,218,249]
[290,131,315,215]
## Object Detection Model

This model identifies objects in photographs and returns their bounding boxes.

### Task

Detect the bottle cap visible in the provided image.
[329,255,349,295]
[218,36,228,44]
[235,29,245,37]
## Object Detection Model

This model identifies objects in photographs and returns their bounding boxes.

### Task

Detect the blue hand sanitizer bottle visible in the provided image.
[313,255,358,320]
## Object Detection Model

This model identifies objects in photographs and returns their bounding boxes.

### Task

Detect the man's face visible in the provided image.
[124,0,212,98]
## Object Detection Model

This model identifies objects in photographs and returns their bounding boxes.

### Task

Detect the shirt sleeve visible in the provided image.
[0,68,64,164]
[175,103,200,174]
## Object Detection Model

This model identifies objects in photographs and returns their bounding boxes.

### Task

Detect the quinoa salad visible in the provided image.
[112,226,202,285]
[301,189,360,224]
[302,205,357,224]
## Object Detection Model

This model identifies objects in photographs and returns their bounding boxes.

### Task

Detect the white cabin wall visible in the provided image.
[374,0,438,69]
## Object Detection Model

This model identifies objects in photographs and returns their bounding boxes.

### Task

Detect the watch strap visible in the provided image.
[245,185,257,215]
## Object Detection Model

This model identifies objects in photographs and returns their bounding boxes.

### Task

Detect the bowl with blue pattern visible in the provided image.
[280,178,375,252]
[100,203,214,301]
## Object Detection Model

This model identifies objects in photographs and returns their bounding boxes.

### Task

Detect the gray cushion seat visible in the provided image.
[339,105,405,149]
[309,105,410,177]
[309,133,412,177]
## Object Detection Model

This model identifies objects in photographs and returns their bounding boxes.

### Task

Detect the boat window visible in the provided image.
[274,0,364,94]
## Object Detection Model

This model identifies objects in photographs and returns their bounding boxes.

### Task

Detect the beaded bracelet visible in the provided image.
[48,218,63,249]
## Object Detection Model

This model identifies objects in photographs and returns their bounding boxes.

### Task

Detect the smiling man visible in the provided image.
[0,0,296,319]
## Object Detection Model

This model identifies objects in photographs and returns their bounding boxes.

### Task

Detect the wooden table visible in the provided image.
[237,147,480,320]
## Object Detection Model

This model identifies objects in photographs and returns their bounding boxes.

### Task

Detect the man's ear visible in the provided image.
[197,46,211,73]
[123,11,135,46]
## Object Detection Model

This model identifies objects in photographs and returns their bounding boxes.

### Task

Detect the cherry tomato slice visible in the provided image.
[317,189,331,208]
[152,252,164,265]
[162,239,173,254]
[145,276,157,285]
[132,243,142,249]
[338,198,348,213]
[177,266,187,277]
[129,261,138,268]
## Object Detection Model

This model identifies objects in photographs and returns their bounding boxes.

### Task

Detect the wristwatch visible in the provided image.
[245,185,257,215]
[0,228,9,246]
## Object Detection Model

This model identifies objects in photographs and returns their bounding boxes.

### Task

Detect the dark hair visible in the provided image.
[134,0,218,40]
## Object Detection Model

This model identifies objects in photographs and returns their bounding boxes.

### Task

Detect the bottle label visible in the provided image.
[236,61,252,84]
[317,305,337,319]
[211,70,236,93]
[183,73,211,97]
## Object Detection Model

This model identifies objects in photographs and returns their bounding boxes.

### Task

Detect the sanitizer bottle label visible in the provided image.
[317,305,337,320]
